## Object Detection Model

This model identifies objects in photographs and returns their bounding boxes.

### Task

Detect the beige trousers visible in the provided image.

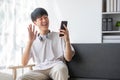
[17,63,69,80]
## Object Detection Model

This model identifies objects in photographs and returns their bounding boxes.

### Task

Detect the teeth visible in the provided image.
[42,23,47,26]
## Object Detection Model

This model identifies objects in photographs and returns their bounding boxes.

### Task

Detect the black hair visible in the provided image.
[31,8,48,22]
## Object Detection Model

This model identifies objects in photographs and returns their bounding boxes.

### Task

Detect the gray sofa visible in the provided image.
[67,43,120,80]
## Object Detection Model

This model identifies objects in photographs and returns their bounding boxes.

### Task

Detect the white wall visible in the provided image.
[42,0,102,43]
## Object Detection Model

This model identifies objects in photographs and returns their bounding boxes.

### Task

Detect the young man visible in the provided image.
[18,7,75,80]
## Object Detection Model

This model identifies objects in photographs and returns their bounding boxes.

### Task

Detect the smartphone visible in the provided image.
[59,21,68,37]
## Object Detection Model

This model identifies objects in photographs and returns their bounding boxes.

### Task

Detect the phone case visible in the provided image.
[59,21,68,37]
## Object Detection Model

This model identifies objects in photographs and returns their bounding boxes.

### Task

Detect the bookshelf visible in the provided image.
[102,0,120,43]
[102,31,120,33]
[102,12,120,14]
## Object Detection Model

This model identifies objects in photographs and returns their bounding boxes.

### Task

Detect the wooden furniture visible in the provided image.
[102,0,120,43]
[8,64,35,80]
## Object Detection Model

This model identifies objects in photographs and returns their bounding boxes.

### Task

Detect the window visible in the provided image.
[0,0,50,67]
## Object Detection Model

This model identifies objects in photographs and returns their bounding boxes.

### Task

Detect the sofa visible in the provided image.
[8,43,120,80]
[67,43,120,80]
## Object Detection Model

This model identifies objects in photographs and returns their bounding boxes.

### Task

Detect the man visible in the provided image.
[18,7,75,80]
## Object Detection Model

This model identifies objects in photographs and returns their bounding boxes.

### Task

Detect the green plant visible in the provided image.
[116,21,120,27]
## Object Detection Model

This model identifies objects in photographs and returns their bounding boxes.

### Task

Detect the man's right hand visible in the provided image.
[22,24,37,66]
[27,24,37,43]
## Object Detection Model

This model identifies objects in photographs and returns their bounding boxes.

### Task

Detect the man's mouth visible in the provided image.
[42,23,48,26]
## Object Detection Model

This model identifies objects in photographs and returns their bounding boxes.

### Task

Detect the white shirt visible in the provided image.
[29,31,74,70]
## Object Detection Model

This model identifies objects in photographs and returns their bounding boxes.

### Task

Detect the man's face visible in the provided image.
[34,15,49,31]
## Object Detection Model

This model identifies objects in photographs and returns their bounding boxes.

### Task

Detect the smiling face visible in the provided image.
[34,15,49,32]
[31,8,49,33]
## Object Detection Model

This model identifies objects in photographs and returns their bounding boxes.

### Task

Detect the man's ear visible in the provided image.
[33,21,37,25]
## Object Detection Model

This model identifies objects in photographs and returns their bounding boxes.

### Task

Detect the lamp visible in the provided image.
[116,21,120,31]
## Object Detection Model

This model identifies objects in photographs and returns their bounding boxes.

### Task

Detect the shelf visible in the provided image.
[102,0,120,43]
[102,12,120,15]
[102,31,120,33]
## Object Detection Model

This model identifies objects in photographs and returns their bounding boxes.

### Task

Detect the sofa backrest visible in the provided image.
[67,43,120,79]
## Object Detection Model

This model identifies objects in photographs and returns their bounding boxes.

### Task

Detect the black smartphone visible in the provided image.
[59,21,68,37]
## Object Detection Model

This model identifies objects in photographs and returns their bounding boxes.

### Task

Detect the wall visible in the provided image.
[39,0,102,43]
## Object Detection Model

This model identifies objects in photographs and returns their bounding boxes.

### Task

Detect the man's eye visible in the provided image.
[45,17,48,19]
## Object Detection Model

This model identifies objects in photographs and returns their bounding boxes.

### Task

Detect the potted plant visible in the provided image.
[116,21,120,31]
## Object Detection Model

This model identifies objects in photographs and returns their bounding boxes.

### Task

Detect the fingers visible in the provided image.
[59,24,69,37]
[63,24,68,30]
[59,25,68,34]
[28,24,35,33]
[28,24,32,33]
[33,25,35,32]
[35,31,38,37]
[59,29,66,36]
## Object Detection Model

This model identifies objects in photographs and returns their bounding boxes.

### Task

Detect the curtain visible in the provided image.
[0,0,52,69]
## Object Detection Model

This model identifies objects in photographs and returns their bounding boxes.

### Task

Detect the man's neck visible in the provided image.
[39,30,50,35]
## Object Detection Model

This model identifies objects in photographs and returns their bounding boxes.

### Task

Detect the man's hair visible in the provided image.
[31,8,48,22]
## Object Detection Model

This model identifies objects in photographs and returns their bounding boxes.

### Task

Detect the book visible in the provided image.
[106,0,110,12]
[103,39,120,43]
[107,18,113,31]
[103,35,120,40]
[103,35,120,43]
[117,0,120,12]
[102,18,107,31]
[102,0,106,12]
[110,0,114,12]
[114,0,117,12]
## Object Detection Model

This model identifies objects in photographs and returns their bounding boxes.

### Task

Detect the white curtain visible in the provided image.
[0,0,52,68]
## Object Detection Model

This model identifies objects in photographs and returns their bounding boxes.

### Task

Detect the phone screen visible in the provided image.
[59,21,68,37]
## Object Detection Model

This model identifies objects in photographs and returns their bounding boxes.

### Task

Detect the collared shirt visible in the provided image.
[29,31,74,70]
